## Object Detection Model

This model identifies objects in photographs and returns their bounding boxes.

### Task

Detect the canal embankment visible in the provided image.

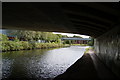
[1,41,70,52]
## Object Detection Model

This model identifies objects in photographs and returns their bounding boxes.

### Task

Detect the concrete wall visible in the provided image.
[94,26,120,78]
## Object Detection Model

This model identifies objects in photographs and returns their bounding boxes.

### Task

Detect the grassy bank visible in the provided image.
[0,41,67,52]
[84,47,94,54]
[71,44,88,46]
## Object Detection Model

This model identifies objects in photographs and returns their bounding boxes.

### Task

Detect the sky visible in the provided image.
[53,32,90,38]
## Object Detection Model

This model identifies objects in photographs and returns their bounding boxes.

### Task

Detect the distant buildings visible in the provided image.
[0,29,16,40]
[0,29,46,42]
[61,38,91,44]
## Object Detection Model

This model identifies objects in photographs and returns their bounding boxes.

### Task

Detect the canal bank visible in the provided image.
[1,41,69,52]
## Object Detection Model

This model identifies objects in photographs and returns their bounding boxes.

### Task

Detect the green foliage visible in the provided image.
[6,30,62,42]
[0,34,8,41]
[88,37,94,46]
[73,35,82,38]
[62,35,68,38]
[14,37,19,42]
[65,40,71,44]
[63,40,72,44]
[84,47,94,53]
[56,39,62,43]
[1,41,64,51]
[71,44,88,46]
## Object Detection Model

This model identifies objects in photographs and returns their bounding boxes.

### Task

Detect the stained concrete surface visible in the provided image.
[94,26,120,78]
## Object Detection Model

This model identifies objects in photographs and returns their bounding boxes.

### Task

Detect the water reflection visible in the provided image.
[2,46,89,79]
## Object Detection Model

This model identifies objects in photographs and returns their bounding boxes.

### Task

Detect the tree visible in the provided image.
[0,34,8,41]
[9,30,37,41]
[73,35,82,38]
[88,37,94,46]
[62,35,68,38]
[34,31,42,41]
[2,30,65,43]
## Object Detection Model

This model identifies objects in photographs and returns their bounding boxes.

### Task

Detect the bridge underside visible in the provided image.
[2,2,120,38]
[2,2,120,79]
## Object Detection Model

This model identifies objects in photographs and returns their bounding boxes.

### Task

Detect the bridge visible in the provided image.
[2,2,120,80]
[61,38,91,44]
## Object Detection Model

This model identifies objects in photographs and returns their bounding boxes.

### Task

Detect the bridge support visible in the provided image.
[94,26,120,78]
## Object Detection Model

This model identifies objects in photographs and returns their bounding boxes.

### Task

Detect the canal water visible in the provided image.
[2,46,89,80]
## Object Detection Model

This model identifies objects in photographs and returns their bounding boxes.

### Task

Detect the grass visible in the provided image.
[84,47,94,54]
[71,44,88,46]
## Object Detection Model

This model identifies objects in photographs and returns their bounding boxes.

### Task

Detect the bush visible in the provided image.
[1,41,64,51]
[0,34,8,41]
[71,44,88,46]
[88,38,94,46]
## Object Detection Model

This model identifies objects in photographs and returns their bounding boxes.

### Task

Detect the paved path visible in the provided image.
[54,51,119,80]
[89,53,118,80]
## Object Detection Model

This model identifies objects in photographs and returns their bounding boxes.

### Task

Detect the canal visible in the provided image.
[2,46,89,80]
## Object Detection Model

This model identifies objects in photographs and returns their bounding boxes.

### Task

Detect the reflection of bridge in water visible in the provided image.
[61,38,91,44]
